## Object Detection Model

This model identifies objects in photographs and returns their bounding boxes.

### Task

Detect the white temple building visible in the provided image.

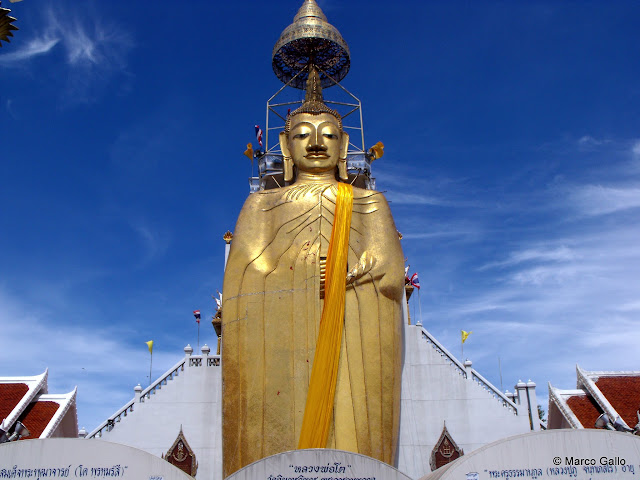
[89,345,222,479]
[548,365,640,431]
[89,290,539,480]
[397,298,539,475]
[0,370,79,442]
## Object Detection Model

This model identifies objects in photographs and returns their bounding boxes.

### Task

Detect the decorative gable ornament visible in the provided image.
[162,427,198,477]
[430,423,464,471]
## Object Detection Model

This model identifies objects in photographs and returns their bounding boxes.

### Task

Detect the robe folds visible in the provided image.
[221,182,405,477]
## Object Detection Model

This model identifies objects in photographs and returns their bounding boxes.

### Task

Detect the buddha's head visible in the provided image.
[280,67,350,182]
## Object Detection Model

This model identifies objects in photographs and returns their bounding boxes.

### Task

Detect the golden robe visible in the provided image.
[221,182,404,477]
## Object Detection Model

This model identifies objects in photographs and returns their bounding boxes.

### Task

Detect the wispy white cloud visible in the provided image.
[481,319,553,335]
[578,318,640,350]
[386,191,453,206]
[5,98,16,119]
[510,263,596,286]
[451,298,517,316]
[0,6,133,103]
[130,220,171,264]
[615,301,640,312]
[567,184,640,216]
[57,13,131,69]
[577,135,611,149]
[412,138,640,394]
[401,230,479,240]
[65,23,100,65]
[0,7,130,67]
[376,167,479,208]
[578,135,600,145]
[477,225,640,299]
[0,37,60,65]
[479,246,577,271]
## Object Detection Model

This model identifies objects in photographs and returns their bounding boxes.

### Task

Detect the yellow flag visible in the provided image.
[243,143,254,160]
[368,141,384,160]
[145,340,154,354]
[461,330,472,344]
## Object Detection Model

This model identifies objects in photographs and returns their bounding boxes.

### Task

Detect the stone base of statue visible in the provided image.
[226,449,412,480]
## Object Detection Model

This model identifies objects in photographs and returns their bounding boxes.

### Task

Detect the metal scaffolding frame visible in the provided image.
[250,68,375,193]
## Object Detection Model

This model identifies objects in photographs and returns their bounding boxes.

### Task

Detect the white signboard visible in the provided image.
[0,438,193,480]
[419,430,640,480]
[227,449,412,480]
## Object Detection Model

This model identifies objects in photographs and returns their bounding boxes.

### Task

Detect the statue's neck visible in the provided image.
[295,171,338,184]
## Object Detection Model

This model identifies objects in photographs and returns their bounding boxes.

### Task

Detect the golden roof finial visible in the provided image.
[272,0,350,89]
[293,0,328,23]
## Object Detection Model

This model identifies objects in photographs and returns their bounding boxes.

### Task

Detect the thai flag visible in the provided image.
[193,310,201,324]
[410,273,420,289]
[255,125,263,148]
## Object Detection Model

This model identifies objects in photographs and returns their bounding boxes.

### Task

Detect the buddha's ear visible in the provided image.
[280,132,294,182]
[338,159,348,181]
[340,131,349,160]
[283,158,294,182]
[280,132,291,158]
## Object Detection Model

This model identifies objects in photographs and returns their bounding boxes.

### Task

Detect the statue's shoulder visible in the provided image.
[240,188,287,210]
[251,183,336,204]
[352,186,392,208]
[241,184,387,210]
[353,185,384,198]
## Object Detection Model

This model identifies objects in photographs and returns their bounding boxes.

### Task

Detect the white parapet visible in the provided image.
[89,350,222,480]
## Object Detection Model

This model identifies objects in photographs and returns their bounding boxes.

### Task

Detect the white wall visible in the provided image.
[98,351,222,480]
[397,321,533,478]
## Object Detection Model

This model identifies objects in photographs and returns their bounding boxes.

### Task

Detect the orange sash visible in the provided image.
[298,182,353,448]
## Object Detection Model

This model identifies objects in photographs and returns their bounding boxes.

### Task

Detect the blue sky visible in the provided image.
[2,0,640,431]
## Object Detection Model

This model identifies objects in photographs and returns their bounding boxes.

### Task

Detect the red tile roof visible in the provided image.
[566,394,602,428]
[17,401,60,439]
[596,376,640,428]
[0,383,28,422]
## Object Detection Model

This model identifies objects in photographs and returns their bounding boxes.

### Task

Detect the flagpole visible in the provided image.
[145,340,154,387]
[411,295,416,326]
[460,331,472,361]
[193,310,202,350]
[409,272,422,327]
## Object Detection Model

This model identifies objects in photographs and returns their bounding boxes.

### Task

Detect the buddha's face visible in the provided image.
[286,113,343,174]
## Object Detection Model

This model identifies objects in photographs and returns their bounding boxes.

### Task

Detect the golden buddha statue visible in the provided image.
[221,67,405,477]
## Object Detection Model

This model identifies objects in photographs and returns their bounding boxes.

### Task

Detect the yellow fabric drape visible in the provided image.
[298,182,353,449]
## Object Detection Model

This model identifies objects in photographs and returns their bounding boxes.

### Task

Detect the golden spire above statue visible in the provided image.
[285,66,342,132]
[293,0,328,23]
[272,0,350,88]
[305,65,323,104]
